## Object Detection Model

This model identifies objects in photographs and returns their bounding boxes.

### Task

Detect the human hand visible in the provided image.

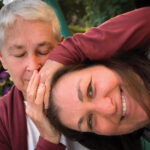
[39,60,64,109]
[26,70,60,144]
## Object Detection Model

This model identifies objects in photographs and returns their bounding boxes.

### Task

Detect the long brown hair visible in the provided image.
[47,47,150,150]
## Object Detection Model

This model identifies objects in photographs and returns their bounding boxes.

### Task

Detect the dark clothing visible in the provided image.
[78,131,143,150]
[0,86,65,150]
[143,124,150,142]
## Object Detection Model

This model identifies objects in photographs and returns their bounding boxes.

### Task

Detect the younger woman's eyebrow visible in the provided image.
[77,80,84,130]
[77,80,83,102]
[78,117,84,130]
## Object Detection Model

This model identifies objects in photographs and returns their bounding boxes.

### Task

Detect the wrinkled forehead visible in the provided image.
[2,18,56,49]
[4,17,50,34]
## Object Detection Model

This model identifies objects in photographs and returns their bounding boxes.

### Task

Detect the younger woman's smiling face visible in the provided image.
[52,65,149,135]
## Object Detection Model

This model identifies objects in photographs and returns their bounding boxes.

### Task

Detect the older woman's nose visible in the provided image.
[27,56,41,71]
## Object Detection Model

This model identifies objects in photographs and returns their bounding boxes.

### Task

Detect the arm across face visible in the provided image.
[41,7,150,110]
[49,7,150,64]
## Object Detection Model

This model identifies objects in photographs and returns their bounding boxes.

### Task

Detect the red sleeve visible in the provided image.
[0,97,12,150]
[0,121,11,150]
[49,7,150,64]
[35,136,66,150]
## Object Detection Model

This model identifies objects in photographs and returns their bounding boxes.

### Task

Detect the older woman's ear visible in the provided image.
[0,52,8,70]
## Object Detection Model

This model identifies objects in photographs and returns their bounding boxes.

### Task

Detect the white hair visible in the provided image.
[0,0,61,49]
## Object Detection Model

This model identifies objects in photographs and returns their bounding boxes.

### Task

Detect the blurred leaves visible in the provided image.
[68,25,89,34]
[0,1,3,8]
[60,0,135,27]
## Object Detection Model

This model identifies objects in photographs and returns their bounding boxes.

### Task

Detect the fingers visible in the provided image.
[35,83,45,107]
[39,60,64,109]
[26,75,46,120]
[27,70,40,102]
[44,81,50,109]
[27,70,37,91]
[26,67,61,144]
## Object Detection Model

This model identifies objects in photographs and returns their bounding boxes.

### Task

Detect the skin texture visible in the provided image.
[0,17,62,143]
[0,17,58,99]
[52,65,149,135]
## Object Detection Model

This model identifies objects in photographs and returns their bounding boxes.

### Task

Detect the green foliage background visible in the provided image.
[59,0,135,28]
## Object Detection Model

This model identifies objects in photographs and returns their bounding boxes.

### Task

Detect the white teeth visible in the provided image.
[121,92,127,117]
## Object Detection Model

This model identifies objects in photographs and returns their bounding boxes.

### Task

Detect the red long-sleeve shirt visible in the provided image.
[49,7,150,64]
[0,86,65,150]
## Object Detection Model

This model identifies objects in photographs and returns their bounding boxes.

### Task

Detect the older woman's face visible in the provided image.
[53,65,149,135]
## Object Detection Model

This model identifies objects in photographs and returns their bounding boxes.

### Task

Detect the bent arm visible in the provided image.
[0,125,11,150]
[49,7,150,64]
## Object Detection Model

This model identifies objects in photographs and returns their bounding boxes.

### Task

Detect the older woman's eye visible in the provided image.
[14,53,25,58]
[87,80,93,98]
[38,50,49,55]
[88,114,93,130]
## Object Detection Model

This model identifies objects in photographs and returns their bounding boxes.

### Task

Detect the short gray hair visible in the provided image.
[0,0,61,48]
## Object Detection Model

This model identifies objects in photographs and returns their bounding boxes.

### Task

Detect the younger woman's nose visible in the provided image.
[92,97,116,116]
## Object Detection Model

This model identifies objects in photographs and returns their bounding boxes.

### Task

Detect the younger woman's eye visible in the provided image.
[88,114,93,130]
[87,80,93,98]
